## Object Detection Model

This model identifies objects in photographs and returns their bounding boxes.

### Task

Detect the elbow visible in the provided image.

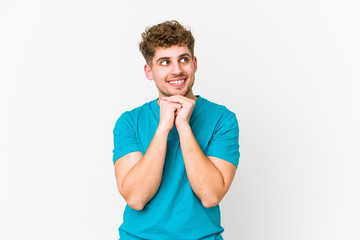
[125,197,146,211]
[201,195,222,208]
[202,200,220,208]
[128,201,145,211]
[118,188,146,211]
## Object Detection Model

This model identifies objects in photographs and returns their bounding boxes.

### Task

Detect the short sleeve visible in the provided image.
[207,111,240,168]
[112,111,141,164]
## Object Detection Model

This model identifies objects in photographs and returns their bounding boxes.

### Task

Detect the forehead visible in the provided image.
[153,45,191,60]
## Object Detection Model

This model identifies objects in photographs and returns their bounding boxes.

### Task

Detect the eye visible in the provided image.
[160,60,170,66]
[180,57,189,63]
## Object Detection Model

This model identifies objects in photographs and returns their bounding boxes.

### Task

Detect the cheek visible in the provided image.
[158,70,170,79]
[153,72,167,82]
[185,66,195,76]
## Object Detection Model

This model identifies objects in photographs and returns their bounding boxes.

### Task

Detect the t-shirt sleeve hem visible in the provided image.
[113,148,142,164]
[206,154,239,168]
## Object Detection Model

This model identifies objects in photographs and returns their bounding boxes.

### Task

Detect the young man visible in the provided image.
[113,20,240,240]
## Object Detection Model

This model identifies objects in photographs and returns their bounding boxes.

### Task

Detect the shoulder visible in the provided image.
[116,100,156,121]
[197,96,237,120]
[114,99,156,128]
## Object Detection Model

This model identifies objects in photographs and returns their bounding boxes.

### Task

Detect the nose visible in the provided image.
[171,62,183,75]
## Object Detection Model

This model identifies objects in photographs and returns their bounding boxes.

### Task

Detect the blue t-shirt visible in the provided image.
[113,96,240,240]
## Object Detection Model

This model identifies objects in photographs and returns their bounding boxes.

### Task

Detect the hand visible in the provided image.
[158,99,182,133]
[161,96,195,130]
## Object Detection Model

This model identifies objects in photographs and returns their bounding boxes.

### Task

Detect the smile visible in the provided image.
[168,78,186,87]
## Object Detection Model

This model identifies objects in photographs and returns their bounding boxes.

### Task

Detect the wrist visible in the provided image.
[156,124,172,135]
[175,122,191,132]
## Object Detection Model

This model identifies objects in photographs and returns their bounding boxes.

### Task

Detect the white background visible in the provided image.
[0,0,359,239]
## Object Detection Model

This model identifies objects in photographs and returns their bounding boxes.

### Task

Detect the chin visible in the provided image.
[160,88,191,98]
[167,91,186,97]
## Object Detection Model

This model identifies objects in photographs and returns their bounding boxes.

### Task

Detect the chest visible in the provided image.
[135,113,217,156]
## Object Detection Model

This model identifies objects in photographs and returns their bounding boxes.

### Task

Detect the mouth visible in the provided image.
[167,77,186,87]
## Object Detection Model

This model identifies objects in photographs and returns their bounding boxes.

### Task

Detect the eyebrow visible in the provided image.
[178,53,191,59]
[155,53,192,64]
[156,57,170,64]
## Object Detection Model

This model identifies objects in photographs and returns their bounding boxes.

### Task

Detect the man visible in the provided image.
[113,20,240,240]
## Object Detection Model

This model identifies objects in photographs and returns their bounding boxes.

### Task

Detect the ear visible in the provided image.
[193,56,197,73]
[144,64,153,80]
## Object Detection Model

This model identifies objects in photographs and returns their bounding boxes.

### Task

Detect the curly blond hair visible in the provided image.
[139,20,195,65]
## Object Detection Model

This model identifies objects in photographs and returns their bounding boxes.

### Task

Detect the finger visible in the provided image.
[162,97,192,106]
[162,95,188,101]
[173,103,183,112]
[165,102,182,111]
[160,99,182,108]
[166,95,194,103]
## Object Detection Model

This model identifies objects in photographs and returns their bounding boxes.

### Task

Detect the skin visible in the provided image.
[144,45,198,101]
[114,45,237,210]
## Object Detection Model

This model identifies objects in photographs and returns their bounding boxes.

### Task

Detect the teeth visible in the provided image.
[170,80,184,84]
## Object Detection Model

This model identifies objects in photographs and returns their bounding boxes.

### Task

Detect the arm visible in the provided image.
[177,124,236,208]
[163,96,237,208]
[114,100,182,210]
[114,127,169,210]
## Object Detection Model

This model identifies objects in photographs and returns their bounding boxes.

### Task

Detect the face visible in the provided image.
[144,45,197,100]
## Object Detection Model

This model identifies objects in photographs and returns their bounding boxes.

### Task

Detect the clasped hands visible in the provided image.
[158,95,196,132]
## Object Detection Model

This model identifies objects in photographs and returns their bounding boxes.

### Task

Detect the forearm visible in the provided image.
[121,127,169,210]
[177,124,226,208]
